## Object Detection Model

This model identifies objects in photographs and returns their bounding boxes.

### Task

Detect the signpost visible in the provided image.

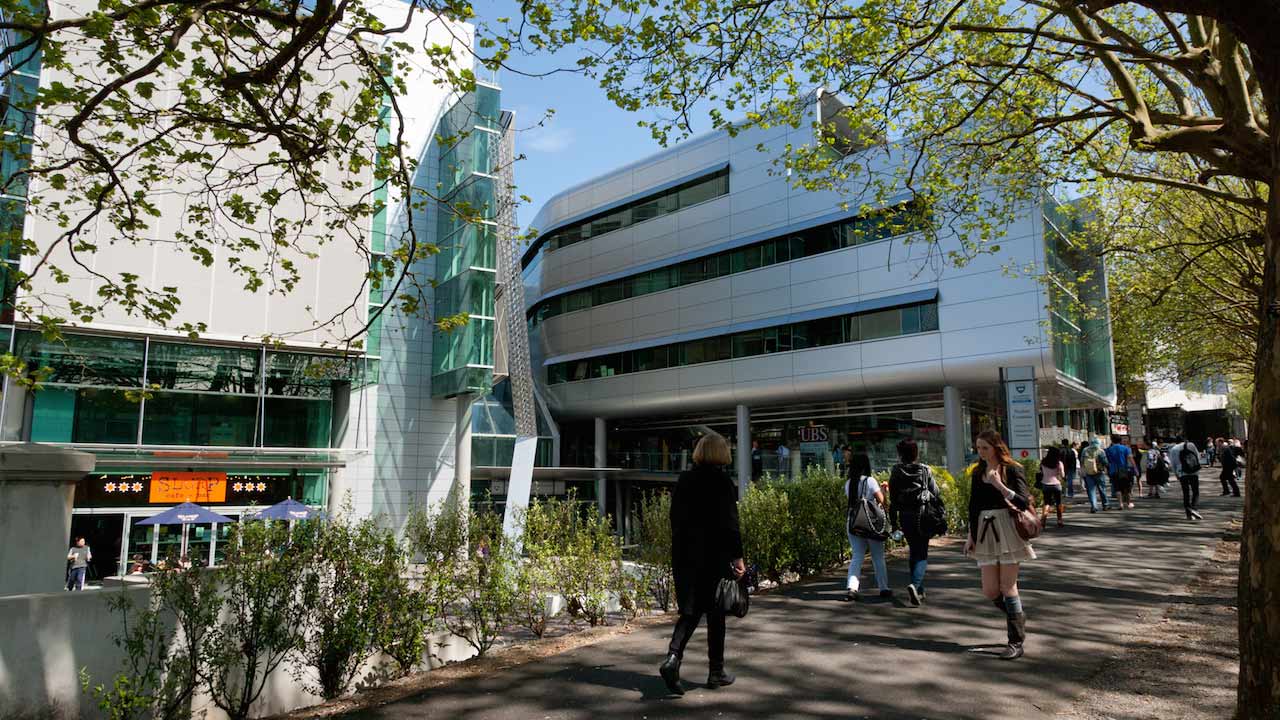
[1002,367,1040,459]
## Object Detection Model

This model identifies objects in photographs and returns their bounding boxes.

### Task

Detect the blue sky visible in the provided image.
[479,7,698,231]
[500,68,666,231]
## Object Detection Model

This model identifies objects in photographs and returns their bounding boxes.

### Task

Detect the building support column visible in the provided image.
[0,444,96,595]
[455,393,474,509]
[735,404,751,501]
[593,417,607,516]
[943,385,966,479]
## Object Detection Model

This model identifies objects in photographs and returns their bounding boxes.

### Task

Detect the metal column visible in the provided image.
[594,417,607,516]
[735,404,751,500]
[943,385,966,478]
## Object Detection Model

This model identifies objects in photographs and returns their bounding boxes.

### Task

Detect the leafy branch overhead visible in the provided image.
[0,0,499,347]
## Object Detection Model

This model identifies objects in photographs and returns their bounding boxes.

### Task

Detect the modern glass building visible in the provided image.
[0,1,513,578]
[506,89,1117,534]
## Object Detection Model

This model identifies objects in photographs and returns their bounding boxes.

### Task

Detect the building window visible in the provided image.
[542,166,730,252]
[546,300,939,384]
[529,198,932,327]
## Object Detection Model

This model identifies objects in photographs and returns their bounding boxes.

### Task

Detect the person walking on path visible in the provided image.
[888,439,938,606]
[1217,438,1242,497]
[1060,439,1078,498]
[1105,435,1140,510]
[964,430,1034,661]
[1144,441,1171,498]
[843,452,892,602]
[661,433,745,695]
[1169,435,1202,521]
[1079,438,1110,513]
[66,537,91,591]
[1038,446,1065,528]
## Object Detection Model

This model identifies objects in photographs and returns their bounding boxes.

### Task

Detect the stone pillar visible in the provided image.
[735,405,750,500]
[593,417,607,515]
[0,444,96,596]
[943,385,966,479]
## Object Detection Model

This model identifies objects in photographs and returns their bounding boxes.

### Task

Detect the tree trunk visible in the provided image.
[1237,124,1280,718]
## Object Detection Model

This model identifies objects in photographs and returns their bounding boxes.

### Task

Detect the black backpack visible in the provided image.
[916,467,948,539]
[1179,443,1202,474]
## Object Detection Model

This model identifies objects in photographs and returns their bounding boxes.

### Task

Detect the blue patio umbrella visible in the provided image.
[250,497,325,521]
[138,502,234,559]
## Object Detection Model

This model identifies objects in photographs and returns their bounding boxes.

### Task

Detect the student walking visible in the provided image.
[661,433,746,695]
[1060,439,1078,498]
[888,439,939,606]
[1038,447,1065,528]
[1079,439,1110,512]
[1169,436,1202,521]
[1144,442,1171,498]
[964,430,1035,660]
[1105,435,1139,509]
[66,537,92,591]
[1218,438,1242,497]
[843,453,891,602]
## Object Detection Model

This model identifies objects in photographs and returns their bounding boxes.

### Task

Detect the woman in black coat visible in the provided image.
[660,433,745,696]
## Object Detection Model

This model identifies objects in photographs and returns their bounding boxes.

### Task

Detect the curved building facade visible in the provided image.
[516,90,1115,521]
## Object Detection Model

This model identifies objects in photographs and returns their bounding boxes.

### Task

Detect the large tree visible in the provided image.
[0,0,487,353]
[491,0,1279,712]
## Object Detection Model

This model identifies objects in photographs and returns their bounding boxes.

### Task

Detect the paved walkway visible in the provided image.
[350,492,1240,720]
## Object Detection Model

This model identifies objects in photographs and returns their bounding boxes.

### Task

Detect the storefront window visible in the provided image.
[16,331,144,386]
[31,387,140,443]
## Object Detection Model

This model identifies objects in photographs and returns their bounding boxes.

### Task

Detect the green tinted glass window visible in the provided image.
[143,392,258,446]
[147,343,259,394]
[265,352,357,398]
[71,388,140,444]
[859,308,901,340]
[262,397,332,448]
[16,331,144,387]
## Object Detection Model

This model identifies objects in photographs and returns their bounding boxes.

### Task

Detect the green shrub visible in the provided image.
[784,467,849,575]
[633,491,674,611]
[932,464,972,537]
[739,479,795,581]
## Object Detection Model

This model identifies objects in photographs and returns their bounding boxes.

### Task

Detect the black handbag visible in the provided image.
[849,476,889,540]
[715,574,750,618]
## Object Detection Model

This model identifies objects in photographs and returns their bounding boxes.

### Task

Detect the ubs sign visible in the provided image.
[798,426,830,444]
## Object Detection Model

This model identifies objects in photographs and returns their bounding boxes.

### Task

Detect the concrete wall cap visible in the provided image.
[0,442,97,481]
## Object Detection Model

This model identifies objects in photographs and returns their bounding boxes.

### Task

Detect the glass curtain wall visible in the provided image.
[13,330,356,449]
[1044,198,1115,399]
[432,84,501,398]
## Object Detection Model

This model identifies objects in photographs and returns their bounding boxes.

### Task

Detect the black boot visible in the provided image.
[991,596,1005,612]
[659,653,684,695]
[706,668,736,688]
[1000,612,1026,660]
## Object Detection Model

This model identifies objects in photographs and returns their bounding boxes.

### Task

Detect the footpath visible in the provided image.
[344,492,1241,720]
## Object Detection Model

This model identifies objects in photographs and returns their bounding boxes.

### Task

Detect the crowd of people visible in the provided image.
[659,429,1246,694]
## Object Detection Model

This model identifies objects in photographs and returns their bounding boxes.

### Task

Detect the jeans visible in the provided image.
[847,532,888,593]
[668,609,726,670]
[66,566,86,591]
[1084,474,1109,511]
[1064,468,1077,497]
[1179,474,1201,513]
[902,514,930,593]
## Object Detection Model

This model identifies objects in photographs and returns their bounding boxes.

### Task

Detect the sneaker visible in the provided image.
[906,584,920,607]
[842,590,860,602]
[1190,509,1203,520]
[1127,503,1135,509]
[879,589,893,600]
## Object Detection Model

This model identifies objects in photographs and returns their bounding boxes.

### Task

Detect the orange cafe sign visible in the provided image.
[149,471,228,504]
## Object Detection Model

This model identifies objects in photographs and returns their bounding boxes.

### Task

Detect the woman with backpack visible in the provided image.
[888,439,942,607]
[1038,446,1065,528]
[843,452,891,602]
[964,430,1035,660]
